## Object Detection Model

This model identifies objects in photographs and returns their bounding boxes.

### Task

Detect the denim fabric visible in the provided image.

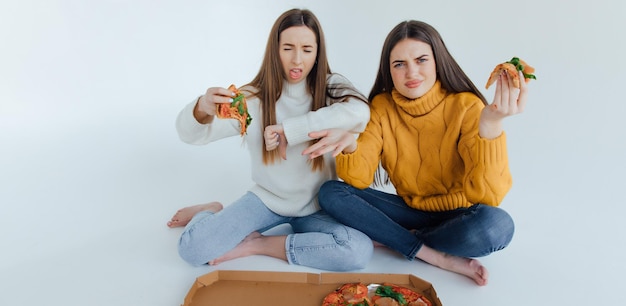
[318,180,514,260]
[178,191,373,271]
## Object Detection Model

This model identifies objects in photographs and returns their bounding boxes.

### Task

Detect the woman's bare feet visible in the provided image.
[416,245,489,286]
[167,202,223,228]
[209,232,288,265]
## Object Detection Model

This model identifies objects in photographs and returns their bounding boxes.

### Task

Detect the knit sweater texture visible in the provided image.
[176,74,369,217]
[336,81,512,212]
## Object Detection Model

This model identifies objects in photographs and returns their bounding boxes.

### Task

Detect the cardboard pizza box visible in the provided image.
[182,270,443,305]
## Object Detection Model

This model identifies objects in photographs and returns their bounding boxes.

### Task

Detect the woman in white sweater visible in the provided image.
[167,9,373,271]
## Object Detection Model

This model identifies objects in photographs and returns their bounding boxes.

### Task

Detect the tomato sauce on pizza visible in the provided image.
[216,84,252,136]
[322,282,432,306]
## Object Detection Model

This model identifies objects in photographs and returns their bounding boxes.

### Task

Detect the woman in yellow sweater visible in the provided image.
[308,20,528,286]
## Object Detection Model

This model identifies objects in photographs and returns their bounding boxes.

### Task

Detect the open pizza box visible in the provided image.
[182,270,443,305]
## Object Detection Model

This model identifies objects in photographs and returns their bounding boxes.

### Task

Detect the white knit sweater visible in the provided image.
[176,74,370,216]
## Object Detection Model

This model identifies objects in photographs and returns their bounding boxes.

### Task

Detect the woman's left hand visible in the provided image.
[264,124,287,160]
[303,129,357,159]
[479,70,529,138]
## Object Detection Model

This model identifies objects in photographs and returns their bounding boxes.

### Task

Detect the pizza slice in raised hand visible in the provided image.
[216,84,253,136]
[485,57,536,89]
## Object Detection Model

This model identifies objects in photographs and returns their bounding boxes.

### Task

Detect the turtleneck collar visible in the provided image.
[391,81,447,116]
[283,79,309,99]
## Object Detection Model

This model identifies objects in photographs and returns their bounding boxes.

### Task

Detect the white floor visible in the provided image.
[2,1,626,305]
[1,109,625,306]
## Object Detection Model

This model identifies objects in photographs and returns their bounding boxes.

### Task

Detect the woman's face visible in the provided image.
[279,26,318,84]
[389,38,437,99]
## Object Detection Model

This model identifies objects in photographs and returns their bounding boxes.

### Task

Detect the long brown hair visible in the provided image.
[245,9,365,171]
[369,20,487,185]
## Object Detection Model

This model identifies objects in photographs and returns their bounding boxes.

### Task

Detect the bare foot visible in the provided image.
[166,202,223,228]
[416,245,489,286]
[208,232,264,265]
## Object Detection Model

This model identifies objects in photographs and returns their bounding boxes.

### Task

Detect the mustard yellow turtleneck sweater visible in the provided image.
[336,81,512,212]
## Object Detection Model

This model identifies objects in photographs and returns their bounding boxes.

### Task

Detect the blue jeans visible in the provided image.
[178,191,373,271]
[318,180,514,260]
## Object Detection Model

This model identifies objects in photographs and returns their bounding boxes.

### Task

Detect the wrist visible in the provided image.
[342,143,357,154]
[193,96,213,124]
[478,119,503,139]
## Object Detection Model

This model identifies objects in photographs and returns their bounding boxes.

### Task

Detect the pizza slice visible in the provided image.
[371,283,432,306]
[322,283,371,306]
[485,57,536,89]
[216,84,252,136]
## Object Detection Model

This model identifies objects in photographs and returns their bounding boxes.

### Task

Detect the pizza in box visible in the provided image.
[322,282,432,306]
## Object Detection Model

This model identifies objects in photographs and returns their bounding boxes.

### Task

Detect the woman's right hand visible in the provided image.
[303,129,358,159]
[479,70,528,138]
[194,87,236,122]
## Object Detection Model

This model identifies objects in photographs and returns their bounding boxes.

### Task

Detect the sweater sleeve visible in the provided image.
[175,98,240,145]
[459,104,513,206]
[335,98,385,189]
[282,74,370,146]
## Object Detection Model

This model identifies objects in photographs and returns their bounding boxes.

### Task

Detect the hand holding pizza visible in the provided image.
[196,87,236,117]
[215,85,253,136]
[479,57,535,139]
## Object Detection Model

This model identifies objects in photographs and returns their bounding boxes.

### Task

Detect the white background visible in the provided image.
[1,0,625,305]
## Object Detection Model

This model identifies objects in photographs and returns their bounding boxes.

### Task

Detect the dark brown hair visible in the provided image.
[245,9,365,171]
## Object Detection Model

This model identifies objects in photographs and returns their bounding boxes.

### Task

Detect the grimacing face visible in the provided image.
[389,38,437,99]
[279,26,318,84]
